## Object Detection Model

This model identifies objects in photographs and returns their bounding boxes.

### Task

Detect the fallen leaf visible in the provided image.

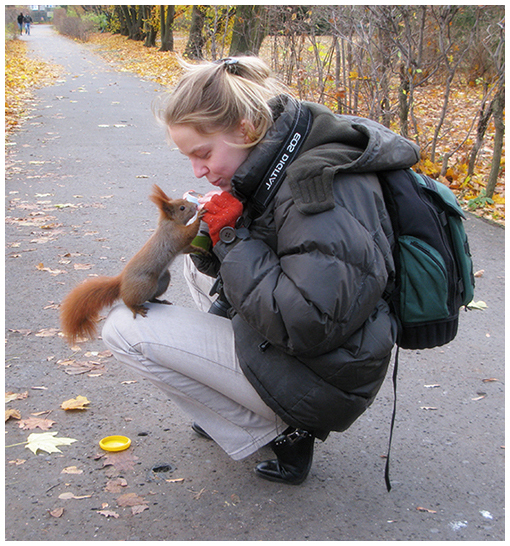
[104,477,128,493]
[61,395,90,410]
[57,359,76,366]
[58,492,92,500]
[63,361,105,376]
[49,507,64,518]
[35,328,60,337]
[5,409,22,421]
[5,391,28,403]
[474,269,484,277]
[73,263,94,270]
[417,506,437,513]
[36,263,66,276]
[117,492,146,507]
[231,493,241,504]
[131,504,149,515]
[466,300,488,310]
[482,378,498,383]
[61,466,83,475]
[18,417,55,431]
[26,431,77,455]
[472,394,486,401]
[97,510,119,518]
[8,459,26,465]
[8,328,31,336]
[103,451,138,472]
[165,478,184,484]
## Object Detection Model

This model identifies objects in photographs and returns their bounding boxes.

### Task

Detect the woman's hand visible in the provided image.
[202,192,244,245]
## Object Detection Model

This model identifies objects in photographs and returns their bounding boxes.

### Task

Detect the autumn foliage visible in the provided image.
[4,38,62,137]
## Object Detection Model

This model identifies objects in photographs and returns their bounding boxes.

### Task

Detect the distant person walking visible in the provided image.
[17,13,24,34]
[24,15,33,36]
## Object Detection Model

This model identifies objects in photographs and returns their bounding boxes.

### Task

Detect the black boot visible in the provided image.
[191,423,213,441]
[255,428,314,485]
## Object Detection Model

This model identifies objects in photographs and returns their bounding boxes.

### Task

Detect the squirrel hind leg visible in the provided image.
[149,297,172,305]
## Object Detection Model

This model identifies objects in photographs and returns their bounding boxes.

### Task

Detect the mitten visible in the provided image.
[202,192,243,246]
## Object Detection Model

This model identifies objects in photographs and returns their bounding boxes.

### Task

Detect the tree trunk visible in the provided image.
[398,64,410,138]
[116,5,129,37]
[377,13,393,128]
[229,5,268,56]
[120,5,139,40]
[159,5,175,52]
[485,88,504,199]
[143,6,157,47]
[467,95,492,179]
[184,5,206,60]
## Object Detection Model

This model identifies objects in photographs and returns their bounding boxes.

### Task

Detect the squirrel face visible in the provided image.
[171,199,199,225]
[150,185,199,226]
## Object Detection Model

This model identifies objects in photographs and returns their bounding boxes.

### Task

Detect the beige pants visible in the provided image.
[102,256,286,460]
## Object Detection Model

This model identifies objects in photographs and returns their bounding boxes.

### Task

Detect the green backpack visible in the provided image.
[378,168,475,350]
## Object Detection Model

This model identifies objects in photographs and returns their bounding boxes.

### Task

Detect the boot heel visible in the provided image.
[255,428,314,485]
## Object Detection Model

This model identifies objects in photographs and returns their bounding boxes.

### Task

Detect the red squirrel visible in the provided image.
[60,184,205,344]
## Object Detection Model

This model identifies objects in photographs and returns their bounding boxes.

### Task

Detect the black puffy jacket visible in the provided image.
[211,96,420,438]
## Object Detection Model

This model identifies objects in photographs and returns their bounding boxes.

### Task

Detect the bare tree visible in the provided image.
[486,87,504,198]
[467,13,505,198]
[429,6,478,164]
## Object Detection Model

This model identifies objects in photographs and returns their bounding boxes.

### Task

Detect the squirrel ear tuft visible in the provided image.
[149,184,170,209]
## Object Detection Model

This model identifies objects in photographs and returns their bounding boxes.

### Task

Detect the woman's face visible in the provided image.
[169,124,251,193]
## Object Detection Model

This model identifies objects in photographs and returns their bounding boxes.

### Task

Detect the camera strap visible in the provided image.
[249,102,312,216]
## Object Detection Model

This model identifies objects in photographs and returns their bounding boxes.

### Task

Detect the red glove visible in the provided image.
[202,192,243,246]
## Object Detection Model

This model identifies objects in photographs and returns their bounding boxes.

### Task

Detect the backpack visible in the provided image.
[378,168,475,350]
[377,168,475,491]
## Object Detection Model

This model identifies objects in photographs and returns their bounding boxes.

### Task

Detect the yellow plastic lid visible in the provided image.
[99,435,131,452]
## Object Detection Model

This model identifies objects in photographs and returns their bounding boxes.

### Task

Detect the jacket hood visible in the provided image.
[231,96,420,207]
[299,101,420,173]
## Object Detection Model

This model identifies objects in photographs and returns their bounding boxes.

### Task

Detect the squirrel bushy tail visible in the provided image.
[60,275,121,344]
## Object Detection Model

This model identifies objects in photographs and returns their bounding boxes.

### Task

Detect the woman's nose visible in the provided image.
[191,158,208,179]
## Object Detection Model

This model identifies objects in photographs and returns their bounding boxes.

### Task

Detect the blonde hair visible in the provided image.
[155,56,288,147]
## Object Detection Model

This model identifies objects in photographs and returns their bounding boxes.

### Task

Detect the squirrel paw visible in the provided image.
[130,304,148,318]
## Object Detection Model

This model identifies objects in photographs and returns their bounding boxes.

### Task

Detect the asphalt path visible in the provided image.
[5,25,505,541]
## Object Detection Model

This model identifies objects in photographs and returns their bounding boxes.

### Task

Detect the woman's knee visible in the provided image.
[101,304,134,350]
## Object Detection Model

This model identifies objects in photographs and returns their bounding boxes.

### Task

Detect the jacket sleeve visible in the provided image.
[220,173,392,357]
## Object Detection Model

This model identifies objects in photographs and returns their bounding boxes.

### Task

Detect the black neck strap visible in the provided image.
[250,102,312,216]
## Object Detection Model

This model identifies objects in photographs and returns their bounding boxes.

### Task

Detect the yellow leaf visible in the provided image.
[466,300,488,310]
[61,466,83,474]
[5,391,28,403]
[5,409,22,421]
[61,395,90,410]
[25,431,77,454]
